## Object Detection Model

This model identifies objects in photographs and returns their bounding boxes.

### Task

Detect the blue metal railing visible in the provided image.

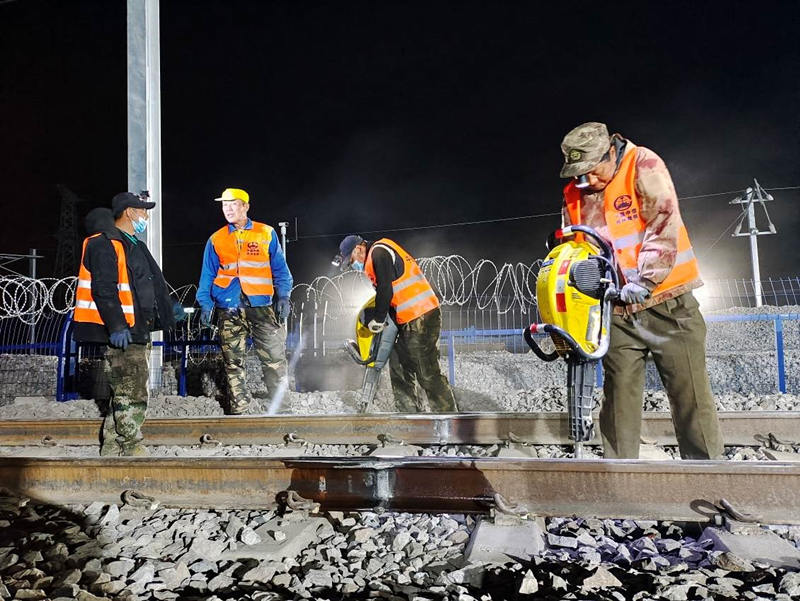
[38,312,800,401]
[704,313,799,393]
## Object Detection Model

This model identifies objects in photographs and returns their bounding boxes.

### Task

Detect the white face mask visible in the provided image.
[351,260,364,272]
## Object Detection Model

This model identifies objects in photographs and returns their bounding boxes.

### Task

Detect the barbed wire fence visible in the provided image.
[1,268,799,399]
[2,269,800,346]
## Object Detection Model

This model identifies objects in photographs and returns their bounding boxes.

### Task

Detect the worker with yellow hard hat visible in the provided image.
[196,187,293,414]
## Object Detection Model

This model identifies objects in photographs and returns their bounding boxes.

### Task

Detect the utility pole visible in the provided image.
[29,248,39,351]
[127,0,163,385]
[730,179,776,307]
[278,222,288,257]
[54,185,81,278]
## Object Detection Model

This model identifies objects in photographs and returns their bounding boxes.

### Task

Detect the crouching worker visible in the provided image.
[74,192,186,456]
[335,235,457,412]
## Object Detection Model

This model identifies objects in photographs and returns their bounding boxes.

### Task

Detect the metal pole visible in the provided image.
[278,221,288,257]
[127,0,163,387]
[747,200,763,307]
[731,180,776,308]
[29,248,37,351]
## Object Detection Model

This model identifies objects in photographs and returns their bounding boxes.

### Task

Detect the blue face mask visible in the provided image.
[351,260,364,272]
[132,216,147,234]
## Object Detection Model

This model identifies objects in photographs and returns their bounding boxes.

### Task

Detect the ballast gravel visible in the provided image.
[1,488,799,601]
[1,386,800,421]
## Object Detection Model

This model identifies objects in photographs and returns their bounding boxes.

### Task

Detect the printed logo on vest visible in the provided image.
[246,241,260,256]
[613,195,633,211]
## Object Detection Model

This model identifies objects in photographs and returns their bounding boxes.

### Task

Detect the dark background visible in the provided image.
[1,0,798,288]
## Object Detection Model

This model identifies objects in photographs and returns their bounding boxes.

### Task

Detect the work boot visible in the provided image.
[229,394,253,415]
[120,442,148,457]
[99,441,121,457]
[229,402,251,415]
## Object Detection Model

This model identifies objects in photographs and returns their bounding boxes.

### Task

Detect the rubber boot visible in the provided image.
[120,441,148,457]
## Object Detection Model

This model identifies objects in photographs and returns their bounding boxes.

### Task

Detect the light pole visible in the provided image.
[127,0,163,385]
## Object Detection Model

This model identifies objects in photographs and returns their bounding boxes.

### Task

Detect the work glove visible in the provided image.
[172,301,187,323]
[367,319,385,334]
[362,308,386,333]
[200,308,214,328]
[619,282,651,304]
[109,328,132,350]
[274,297,291,323]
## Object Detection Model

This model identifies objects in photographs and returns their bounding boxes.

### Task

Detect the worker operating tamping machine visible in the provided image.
[524,225,620,458]
[345,295,398,412]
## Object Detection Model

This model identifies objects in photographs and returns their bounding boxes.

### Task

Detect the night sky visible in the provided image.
[1,0,798,288]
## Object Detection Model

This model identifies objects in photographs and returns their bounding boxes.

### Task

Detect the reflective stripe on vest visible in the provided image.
[210,222,275,297]
[563,142,700,297]
[73,234,136,327]
[364,238,440,324]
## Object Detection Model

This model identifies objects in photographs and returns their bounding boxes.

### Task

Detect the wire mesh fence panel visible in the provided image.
[698,277,800,312]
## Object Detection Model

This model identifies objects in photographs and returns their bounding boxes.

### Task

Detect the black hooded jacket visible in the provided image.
[73,207,177,344]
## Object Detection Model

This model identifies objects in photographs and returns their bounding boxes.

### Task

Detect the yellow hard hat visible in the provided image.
[214,188,249,203]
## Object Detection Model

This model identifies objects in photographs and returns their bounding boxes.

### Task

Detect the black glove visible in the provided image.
[109,328,132,350]
[200,308,214,328]
[274,297,291,323]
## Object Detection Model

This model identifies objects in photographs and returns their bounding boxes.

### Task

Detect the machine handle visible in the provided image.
[549,225,615,263]
[523,326,559,362]
[526,286,615,362]
[344,340,376,365]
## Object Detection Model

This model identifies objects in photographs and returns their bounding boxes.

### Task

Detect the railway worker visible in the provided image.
[335,235,457,413]
[558,121,723,460]
[73,192,186,456]
[196,188,293,414]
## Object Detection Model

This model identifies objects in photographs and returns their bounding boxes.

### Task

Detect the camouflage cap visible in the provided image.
[559,122,611,178]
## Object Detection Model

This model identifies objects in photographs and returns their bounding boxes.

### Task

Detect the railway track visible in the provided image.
[1,411,798,447]
[2,455,799,523]
[2,412,798,523]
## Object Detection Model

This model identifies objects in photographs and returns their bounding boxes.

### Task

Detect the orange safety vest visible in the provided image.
[74,234,135,326]
[563,142,700,296]
[210,222,275,297]
[364,238,440,324]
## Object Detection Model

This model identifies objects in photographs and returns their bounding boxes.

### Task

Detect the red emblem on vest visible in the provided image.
[246,241,260,255]
[613,195,632,211]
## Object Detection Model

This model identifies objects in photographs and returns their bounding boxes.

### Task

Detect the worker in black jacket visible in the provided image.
[336,235,457,412]
[74,192,185,455]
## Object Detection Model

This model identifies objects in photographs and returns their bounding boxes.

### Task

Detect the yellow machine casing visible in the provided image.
[355,295,377,366]
[536,239,605,356]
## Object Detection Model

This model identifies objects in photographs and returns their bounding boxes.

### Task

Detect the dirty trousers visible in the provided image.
[600,292,724,459]
[389,307,457,413]
[218,305,287,410]
[100,344,149,454]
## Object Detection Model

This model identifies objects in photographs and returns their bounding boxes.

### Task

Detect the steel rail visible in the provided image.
[2,456,799,523]
[0,412,797,447]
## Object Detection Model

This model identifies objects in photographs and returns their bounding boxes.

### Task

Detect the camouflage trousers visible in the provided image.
[389,308,457,413]
[100,344,149,456]
[218,305,287,414]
